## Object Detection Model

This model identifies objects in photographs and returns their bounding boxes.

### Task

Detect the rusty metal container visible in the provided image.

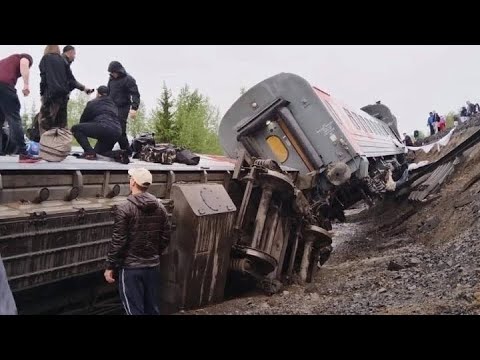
[160,183,236,314]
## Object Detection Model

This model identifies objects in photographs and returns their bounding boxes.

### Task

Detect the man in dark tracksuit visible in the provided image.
[0,53,40,163]
[39,50,71,133]
[71,86,121,160]
[104,168,170,315]
[107,61,140,154]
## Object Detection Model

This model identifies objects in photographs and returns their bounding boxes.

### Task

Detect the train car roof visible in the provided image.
[0,154,236,172]
[0,154,299,173]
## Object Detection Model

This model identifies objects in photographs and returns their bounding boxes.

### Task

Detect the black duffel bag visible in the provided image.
[131,133,156,158]
[175,148,200,165]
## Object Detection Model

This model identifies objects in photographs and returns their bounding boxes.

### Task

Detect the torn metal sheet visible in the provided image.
[408,161,455,202]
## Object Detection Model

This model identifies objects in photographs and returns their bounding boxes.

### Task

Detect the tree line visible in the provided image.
[20,83,224,155]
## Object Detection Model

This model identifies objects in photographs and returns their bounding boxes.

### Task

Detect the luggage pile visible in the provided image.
[131,133,200,166]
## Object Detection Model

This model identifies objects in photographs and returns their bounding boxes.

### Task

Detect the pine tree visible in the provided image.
[151,82,175,143]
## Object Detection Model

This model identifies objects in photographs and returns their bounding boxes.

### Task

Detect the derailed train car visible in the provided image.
[0,73,406,314]
[218,72,406,290]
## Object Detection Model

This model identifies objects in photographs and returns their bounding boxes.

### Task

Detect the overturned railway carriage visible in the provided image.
[1,72,406,314]
[220,73,406,215]
[219,73,406,288]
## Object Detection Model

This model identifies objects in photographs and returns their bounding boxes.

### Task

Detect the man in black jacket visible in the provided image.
[71,86,122,160]
[104,168,170,315]
[107,61,140,155]
[62,45,93,96]
[38,45,71,133]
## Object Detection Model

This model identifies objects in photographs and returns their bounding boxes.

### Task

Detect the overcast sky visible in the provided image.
[1,45,479,137]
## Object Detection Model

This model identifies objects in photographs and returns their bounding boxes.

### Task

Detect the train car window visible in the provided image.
[323,99,345,125]
[361,115,376,134]
[378,123,387,136]
[352,112,369,133]
[266,135,289,163]
[369,118,382,135]
[379,123,390,136]
[343,108,361,131]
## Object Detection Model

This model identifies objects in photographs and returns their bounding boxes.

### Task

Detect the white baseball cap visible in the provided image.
[128,168,153,188]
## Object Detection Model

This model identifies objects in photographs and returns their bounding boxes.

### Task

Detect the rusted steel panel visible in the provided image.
[160,183,236,314]
[0,199,174,293]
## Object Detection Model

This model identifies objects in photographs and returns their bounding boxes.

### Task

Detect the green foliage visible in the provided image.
[149,84,223,154]
[29,102,37,122]
[21,103,29,132]
[172,85,222,154]
[446,111,456,129]
[67,93,91,128]
[151,83,176,143]
[20,101,37,133]
[127,101,151,138]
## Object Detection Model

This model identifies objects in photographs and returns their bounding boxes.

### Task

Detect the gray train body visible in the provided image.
[220,72,405,194]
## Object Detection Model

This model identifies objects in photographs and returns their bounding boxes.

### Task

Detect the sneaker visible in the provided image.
[78,152,97,160]
[85,153,97,161]
[19,154,41,163]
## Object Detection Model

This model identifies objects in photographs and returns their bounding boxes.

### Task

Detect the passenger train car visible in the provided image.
[221,73,404,178]
[219,72,406,222]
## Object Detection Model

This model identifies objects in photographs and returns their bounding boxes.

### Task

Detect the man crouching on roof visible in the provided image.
[104,168,170,315]
[71,86,123,161]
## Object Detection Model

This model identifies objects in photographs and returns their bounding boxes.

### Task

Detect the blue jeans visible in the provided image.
[0,83,27,155]
[118,266,160,315]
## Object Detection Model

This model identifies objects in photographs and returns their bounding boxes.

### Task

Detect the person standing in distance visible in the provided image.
[104,168,170,315]
[107,61,140,155]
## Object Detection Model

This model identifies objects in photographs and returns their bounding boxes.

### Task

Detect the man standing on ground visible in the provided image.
[107,61,140,155]
[104,168,170,315]
[62,45,93,96]
[0,53,40,163]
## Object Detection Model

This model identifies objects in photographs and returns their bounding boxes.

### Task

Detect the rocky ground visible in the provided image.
[185,213,480,315]
[184,122,480,315]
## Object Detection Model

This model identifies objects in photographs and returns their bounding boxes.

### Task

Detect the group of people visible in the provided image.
[426,111,446,136]
[0,45,140,163]
[459,100,479,123]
